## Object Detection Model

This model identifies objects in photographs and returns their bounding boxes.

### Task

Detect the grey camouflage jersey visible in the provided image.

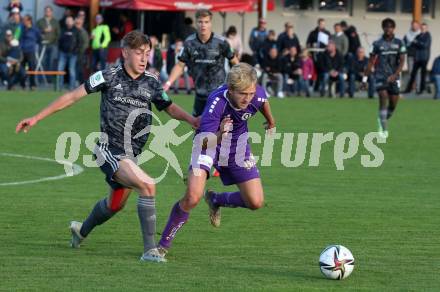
[178,33,235,97]
[85,64,172,156]
[370,36,406,80]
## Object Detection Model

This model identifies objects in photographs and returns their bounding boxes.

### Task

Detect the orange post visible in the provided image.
[90,0,99,30]
[413,0,422,23]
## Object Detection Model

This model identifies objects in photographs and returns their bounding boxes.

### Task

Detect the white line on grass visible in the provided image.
[0,152,84,186]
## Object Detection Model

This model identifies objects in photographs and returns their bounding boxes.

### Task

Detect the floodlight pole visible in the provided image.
[413,0,422,23]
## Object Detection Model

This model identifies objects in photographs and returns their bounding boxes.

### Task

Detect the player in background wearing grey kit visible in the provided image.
[364,18,406,139]
[164,9,239,117]
[15,31,198,263]
[155,63,276,261]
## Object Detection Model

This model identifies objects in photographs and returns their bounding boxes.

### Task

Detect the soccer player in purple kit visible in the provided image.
[155,63,276,261]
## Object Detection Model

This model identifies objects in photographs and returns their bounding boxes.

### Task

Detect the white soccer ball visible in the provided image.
[319,245,355,280]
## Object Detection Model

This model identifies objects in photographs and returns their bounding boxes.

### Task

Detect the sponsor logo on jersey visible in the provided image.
[241,113,252,121]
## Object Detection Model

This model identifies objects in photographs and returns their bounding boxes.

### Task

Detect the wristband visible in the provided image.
[362,76,368,83]
[165,80,171,86]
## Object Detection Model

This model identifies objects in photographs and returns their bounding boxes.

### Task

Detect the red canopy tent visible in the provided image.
[54,0,274,12]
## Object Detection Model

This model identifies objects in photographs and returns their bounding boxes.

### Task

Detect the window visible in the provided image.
[284,0,314,10]
[318,0,349,11]
[366,0,396,12]
[401,0,431,14]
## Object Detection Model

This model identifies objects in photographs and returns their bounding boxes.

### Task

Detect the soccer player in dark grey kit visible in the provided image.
[15,31,198,262]
[164,9,239,117]
[364,18,406,139]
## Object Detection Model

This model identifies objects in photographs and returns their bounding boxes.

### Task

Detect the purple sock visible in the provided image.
[211,191,247,208]
[159,202,189,249]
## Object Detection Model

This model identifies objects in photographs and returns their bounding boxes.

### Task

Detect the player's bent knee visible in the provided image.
[247,199,264,210]
[246,192,264,210]
[181,192,202,210]
[138,180,156,196]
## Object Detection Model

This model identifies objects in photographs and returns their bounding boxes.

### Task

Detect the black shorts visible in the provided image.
[375,78,401,96]
[192,94,208,117]
[94,143,126,190]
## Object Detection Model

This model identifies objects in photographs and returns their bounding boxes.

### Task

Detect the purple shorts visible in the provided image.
[193,163,260,186]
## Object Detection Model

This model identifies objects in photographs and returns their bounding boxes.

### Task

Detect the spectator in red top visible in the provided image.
[112,14,134,41]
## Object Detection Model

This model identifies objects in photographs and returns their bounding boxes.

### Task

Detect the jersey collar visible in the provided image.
[197,32,214,44]
[122,63,144,81]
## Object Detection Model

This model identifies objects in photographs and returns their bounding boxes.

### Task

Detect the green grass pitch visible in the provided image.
[1,91,439,291]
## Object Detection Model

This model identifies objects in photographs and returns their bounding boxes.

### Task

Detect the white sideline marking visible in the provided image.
[0,152,84,186]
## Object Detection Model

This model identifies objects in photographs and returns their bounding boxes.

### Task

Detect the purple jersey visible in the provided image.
[192,84,267,173]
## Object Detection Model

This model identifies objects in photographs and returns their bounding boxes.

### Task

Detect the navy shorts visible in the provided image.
[94,143,125,190]
[375,78,401,96]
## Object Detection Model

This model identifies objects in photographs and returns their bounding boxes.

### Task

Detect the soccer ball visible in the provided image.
[319,245,355,280]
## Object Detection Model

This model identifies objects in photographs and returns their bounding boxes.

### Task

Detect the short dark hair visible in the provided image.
[382,18,396,29]
[195,9,212,19]
[122,30,151,49]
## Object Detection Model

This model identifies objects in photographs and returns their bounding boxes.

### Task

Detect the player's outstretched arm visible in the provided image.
[15,84,88,133]
[164,103,199,129]
[260,101,276,131]
[164,61,185,91]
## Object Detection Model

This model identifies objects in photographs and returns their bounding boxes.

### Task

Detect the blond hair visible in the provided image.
[227,63,257,91]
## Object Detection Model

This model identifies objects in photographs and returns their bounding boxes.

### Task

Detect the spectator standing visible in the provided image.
[404,22,431,94]
[57,16,80,90]
[282,46,304,96]
[340,20,361,57]
[403,20,420,87]
[3,7,22,40]
[19,14,41,90]
[75,16,89,85]
[112,14,134,41]
[300,49,313,97]
[317,41,345,97]
[36,5,60,78]
[347,47,374,98]
[331,22,349,57]
[249,18,268,65]
[91,14,111,71]
[306,18,331,50]
[307,18,331,91]
[147,35,163,79]
[166,39,191,94]
[431,55,440,99]
[261,29,277,61]
[262,47,284,98]
[277,22,301,56]
[225,25,242,59]
[0,29,24,88]
[181,17,197,40]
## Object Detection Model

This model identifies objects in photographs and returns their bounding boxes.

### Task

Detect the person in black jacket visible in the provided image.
[404,23,431,94]
[261,30,277,62]
[282,46,304,96]
[347,47,374,98]
[277,22,301,56]
[340,20,361,57]
[317,41,345,97]
[166,39,191,94]
[262,46,284,98]
[57,16,80,90]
